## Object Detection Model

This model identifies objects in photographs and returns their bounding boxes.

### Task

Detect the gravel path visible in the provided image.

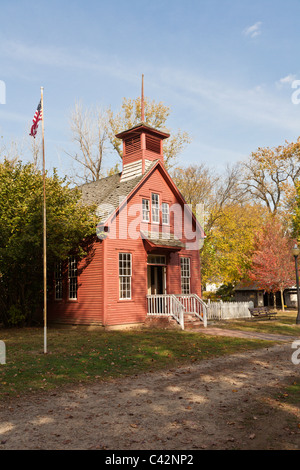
[0,340,300,450]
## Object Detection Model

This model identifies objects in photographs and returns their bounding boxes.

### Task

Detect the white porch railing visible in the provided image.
[147,294,185,330]
[175,294,208,327]
[147,294,208,329]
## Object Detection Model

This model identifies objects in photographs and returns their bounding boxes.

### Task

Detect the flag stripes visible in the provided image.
[29,100,42,138]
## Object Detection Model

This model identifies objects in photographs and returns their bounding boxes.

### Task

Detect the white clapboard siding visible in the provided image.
[120,159,153,182]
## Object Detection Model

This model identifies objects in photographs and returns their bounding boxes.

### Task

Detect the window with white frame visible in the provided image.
[68,256,77,300]
[54,261,63,300]
[119,253,132,299]
[147,255,166,265]
[181,257,191,294]
[142,198,150,222]
[162,202,170,225]
[151,193,160,223]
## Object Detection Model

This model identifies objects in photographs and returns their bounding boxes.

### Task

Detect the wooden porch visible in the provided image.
[146,294,208,330]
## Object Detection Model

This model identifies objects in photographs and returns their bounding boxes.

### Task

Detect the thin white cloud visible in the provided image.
[0,39,138,85]
[157,68,300,135]
[243,21,262,38]
[275,74,297,91]
[279,74,296,85]
[1,38,300,149]
[0,109,29,123]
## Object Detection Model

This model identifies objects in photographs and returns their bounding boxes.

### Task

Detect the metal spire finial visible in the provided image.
[141,74,145,122]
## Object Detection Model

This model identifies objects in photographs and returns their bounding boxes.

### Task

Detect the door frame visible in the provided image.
[147,264,167,295]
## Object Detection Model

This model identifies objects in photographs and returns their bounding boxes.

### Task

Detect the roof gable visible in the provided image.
[79,160,205,237]
[79,161,157,223]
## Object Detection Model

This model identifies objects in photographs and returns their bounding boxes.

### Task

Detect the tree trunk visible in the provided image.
[280,289,285,311]
[273,292,277,310]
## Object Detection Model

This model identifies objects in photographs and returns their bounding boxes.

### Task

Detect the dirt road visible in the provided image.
[0,342,299,450]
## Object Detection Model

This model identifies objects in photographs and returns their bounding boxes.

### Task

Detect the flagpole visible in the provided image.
[41,86,47,354]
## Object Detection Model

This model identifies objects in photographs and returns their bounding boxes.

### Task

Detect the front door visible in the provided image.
[148,265,166,295]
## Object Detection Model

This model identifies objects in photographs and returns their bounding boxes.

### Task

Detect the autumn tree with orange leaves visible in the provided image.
[248,220,295,310]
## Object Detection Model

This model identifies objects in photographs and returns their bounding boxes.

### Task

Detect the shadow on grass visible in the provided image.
[0,326,272,398]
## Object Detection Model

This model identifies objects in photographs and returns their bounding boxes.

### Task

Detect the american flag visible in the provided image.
[29,100,42,138]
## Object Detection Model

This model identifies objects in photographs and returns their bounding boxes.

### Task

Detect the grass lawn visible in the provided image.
[214,310,300,337]
[283,380,300,404]
[0,326,272,399]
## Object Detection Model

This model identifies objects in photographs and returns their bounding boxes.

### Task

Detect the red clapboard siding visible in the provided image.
[104,239,148,326]
[101,167,202,326]
[49,162,202,327]
[48,239,104,325]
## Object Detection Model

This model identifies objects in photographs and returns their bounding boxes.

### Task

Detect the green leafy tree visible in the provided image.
[215,283,235,301]
[0,160,97,326]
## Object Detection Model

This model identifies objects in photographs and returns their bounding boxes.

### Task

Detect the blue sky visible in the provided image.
[1,0,300,176]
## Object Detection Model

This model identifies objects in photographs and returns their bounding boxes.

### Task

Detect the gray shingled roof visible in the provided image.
[78,161,157,223]
[234,281,263,291]
[140,230,185,248]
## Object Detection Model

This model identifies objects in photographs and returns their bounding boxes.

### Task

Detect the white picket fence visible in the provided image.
[206,301,254,321]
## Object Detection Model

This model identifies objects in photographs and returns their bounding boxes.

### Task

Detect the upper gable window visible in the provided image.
[162,203,169,225]
[151,193,160,223]
[142,199,150,222]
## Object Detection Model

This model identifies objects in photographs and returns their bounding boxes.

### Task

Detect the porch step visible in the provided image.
[144,316,181,330]
[145,314,205,330]
[184,314,204,329]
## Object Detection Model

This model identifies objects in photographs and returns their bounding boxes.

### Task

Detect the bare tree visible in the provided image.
[0,135,43,171]
[0,139,21,165]
[171,163,217,206]
[66,97,191,182]
[29,135,42,171]
[240,139,300,215]
[67,102,110,183]
[172,162,244,231]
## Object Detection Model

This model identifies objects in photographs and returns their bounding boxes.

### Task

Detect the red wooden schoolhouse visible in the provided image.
[48,118,207,329]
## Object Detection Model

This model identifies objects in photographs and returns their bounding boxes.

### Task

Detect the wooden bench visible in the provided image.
[248,306,278,320]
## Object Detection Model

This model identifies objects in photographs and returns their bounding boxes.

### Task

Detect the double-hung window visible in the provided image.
[151,193,160,223]
[54,261,63,300]
[162,202,170,225]
[181,257,191,294]
[68,256,78,300]
[119,253,132,299]
[142,198,150,222]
